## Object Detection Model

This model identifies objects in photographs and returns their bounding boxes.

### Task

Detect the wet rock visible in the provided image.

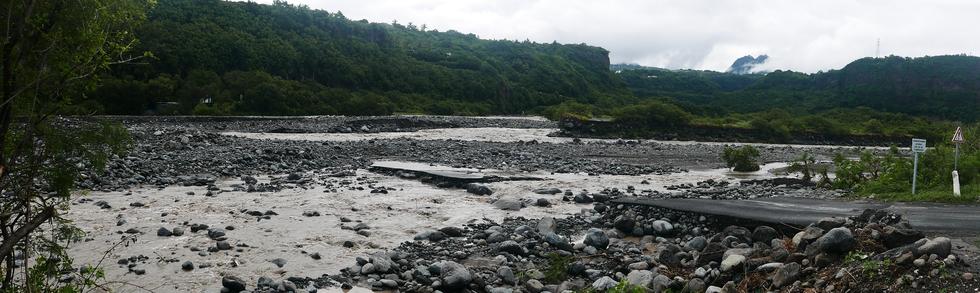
[157,227,173,237]
[465,183,493,195]
[222,275,247,293]
[439,226,464,237]
[772,262,801,288]
[216,241,232,250]
[207,228,226,240]
[493,198,524,211]
[583,228,609,249]
[573,193,593,203]
[534,198,551,207]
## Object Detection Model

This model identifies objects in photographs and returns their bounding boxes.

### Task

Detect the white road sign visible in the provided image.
[952,127,964,143]
[911,138,926,153]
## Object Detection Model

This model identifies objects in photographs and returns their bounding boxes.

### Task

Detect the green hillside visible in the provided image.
[617,55,980,121]
[95,0,631,115]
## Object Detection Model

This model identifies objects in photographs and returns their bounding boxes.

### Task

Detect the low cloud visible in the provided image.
[252,0,980,72]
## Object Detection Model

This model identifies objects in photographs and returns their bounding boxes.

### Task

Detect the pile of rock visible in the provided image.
[320,204,973,293]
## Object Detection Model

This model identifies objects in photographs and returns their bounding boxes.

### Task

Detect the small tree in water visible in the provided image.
[0,0,152,291]
[722,145,761,172]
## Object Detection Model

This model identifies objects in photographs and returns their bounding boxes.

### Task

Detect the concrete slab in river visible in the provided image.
[614,197,980,235]
[369,160,486,181]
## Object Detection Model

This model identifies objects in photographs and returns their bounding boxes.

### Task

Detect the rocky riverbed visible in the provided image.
[59,116,976,292]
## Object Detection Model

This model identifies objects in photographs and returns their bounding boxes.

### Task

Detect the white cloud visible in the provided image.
[249,0,980,72]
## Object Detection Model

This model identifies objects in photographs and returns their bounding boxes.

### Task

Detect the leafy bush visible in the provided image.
[722,145,761,172]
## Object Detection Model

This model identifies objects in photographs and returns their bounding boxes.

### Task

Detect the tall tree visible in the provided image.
[0,0,152,290]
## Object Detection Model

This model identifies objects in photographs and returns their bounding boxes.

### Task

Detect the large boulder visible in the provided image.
[436,261,472,290]
[805,227,856,256]
[583,228,609,249]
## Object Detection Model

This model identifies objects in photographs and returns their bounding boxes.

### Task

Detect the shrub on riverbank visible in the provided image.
[722,145,761,172]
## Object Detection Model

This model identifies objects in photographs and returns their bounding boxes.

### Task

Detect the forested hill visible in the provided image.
[95,0,630,115]
[617,55,980,121]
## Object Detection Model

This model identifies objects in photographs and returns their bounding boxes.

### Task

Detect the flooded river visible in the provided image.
[65,127,819,292]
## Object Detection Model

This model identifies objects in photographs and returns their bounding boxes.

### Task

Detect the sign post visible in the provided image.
[952,127,965,196]
[911,138,926,195]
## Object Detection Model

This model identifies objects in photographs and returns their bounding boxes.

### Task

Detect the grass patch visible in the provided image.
[856,184,979,203]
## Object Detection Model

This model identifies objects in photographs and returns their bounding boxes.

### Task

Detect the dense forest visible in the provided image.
[94,0,631,116]
[617,55,980,122]
[90,0,980,128]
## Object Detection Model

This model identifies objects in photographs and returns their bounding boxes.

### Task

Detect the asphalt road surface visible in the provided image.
[614,197,980,236]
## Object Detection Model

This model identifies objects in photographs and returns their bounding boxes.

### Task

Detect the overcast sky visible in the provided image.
[252,0,980,73]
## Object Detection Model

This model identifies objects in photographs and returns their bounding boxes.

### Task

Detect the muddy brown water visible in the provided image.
[66,126,820,292]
